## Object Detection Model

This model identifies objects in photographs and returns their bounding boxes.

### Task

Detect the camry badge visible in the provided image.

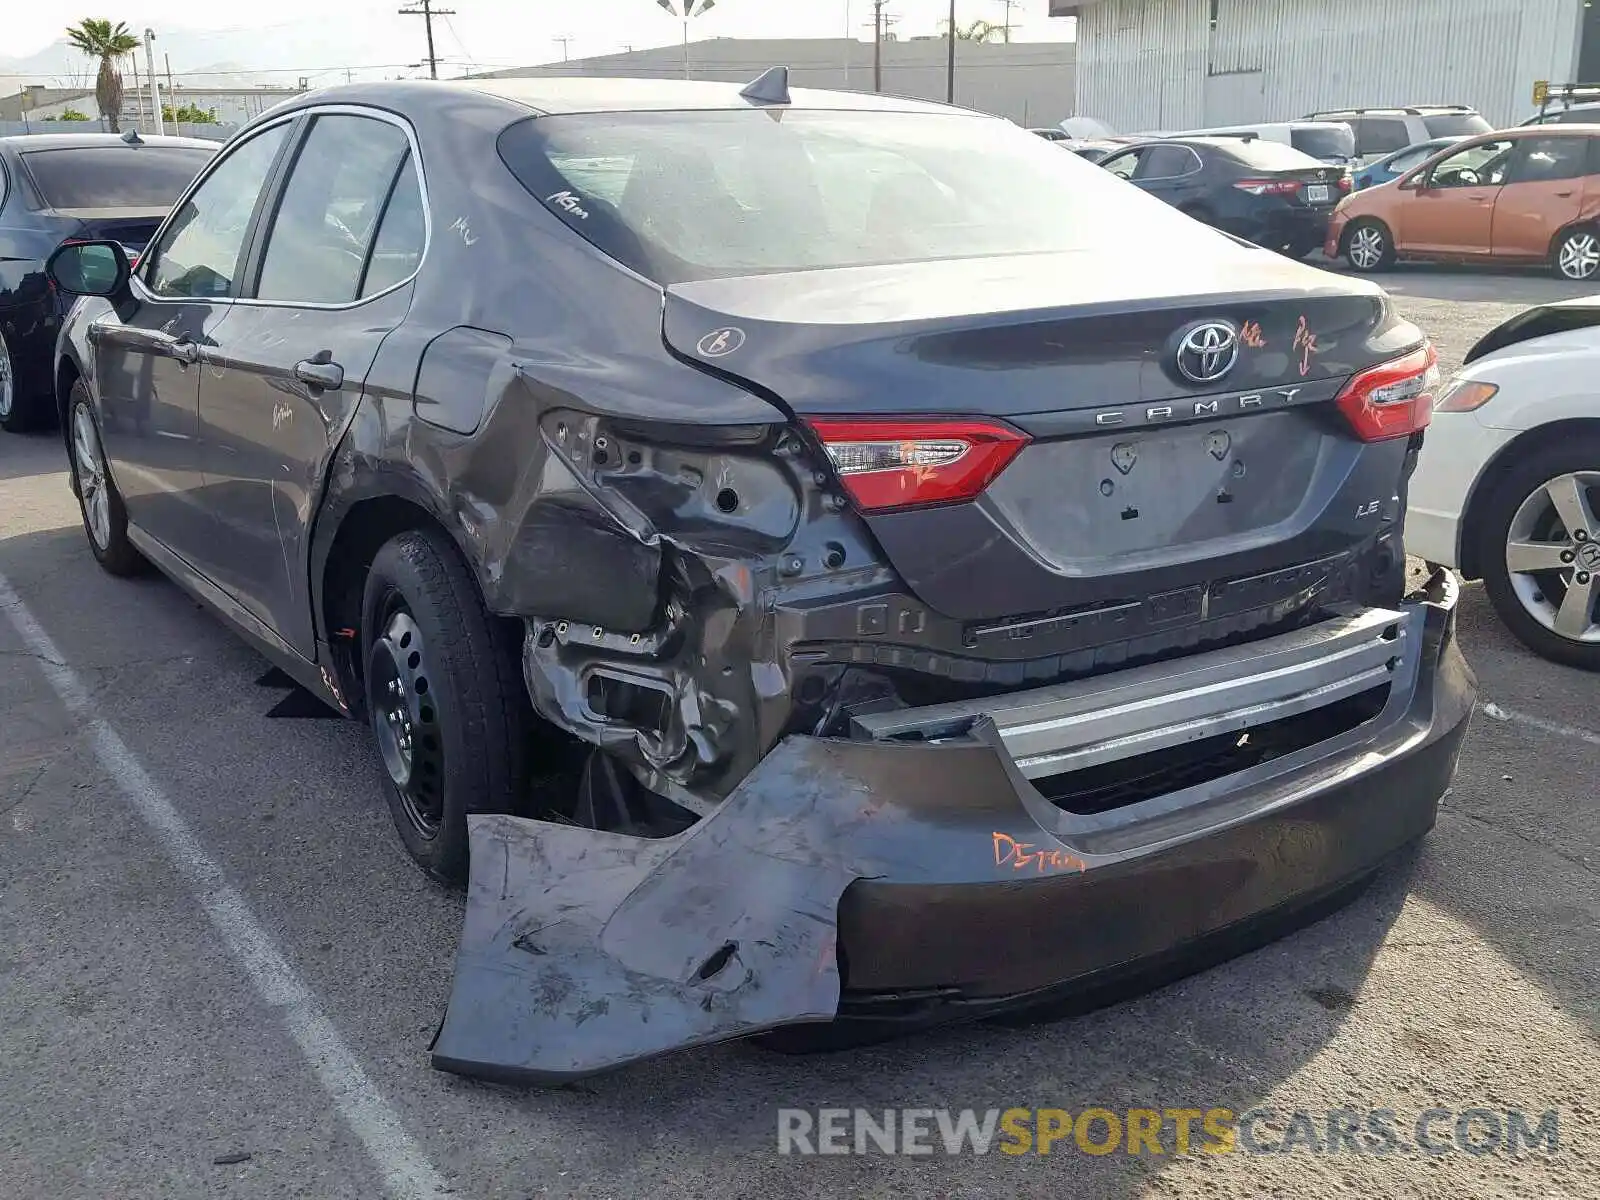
[1176,321,1240,384]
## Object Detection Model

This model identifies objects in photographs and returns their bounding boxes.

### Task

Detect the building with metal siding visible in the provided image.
[1049,0,1597,132]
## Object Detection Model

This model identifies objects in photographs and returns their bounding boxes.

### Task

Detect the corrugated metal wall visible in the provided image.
[1075,0,1585,132]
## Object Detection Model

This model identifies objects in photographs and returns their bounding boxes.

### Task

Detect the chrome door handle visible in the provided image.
[171,336,199,364]
[293,355,344,391]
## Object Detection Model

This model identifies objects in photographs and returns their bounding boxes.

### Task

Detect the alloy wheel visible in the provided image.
[72,405,112,550]
[1504,471,1600,643]
[0,334,13,420]
[368,605,447,838]
[1557,232,1600,281]
[1348,225,1385,270]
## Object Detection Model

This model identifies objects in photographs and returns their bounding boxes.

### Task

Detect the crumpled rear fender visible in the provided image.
[429,723,1062,1084]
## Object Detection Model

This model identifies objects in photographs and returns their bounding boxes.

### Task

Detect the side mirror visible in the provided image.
[1397,173,1423,191]
[46,240,131,297]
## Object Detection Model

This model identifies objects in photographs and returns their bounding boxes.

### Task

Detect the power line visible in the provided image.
[398,0,456,80]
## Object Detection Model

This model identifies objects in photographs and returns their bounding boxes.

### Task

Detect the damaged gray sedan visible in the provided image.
[47,72,1476,1084]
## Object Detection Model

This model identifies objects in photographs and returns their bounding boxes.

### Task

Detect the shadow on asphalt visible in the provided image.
[0,428,67,483]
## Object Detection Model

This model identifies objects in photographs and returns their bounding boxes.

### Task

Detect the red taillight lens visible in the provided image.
[1233,178,1300,196]
[804,418,1030,512]
[1337,173,1353,193]
[1335,344,1440,441]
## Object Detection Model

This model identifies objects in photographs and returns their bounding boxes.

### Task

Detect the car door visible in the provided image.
[196,110,426,656]
[1401,138,1513,255]
[91,121,295,559]
[1489,135,1591,260]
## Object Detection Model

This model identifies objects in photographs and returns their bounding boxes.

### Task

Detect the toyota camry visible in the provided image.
[46,72,1474,1083]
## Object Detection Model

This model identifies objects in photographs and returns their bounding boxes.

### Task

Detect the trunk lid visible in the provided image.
[49,206,172,254]
[664,247,1422,622]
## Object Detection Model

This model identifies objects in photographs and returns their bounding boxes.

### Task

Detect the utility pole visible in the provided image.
[553,35,573,62]
[996,0,1017,42]
[946,0,956,102]
[398,0,455,79]
[128,52,146,129]
[165,52,175,117]
[144,29,164,135]
[872,0,888,93]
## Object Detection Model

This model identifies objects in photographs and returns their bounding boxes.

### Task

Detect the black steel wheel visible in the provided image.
[361,526,533,883]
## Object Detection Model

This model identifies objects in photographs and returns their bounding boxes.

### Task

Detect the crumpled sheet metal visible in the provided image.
[430,724,1063,1084]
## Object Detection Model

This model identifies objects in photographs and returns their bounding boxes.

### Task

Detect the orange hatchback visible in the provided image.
[1326,126,1600,280]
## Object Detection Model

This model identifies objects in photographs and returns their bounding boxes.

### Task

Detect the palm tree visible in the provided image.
[65,19,142,132]
[941,18,1005,42]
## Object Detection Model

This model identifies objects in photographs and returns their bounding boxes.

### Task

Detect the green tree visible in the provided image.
[163,102,219,124]
[58,108,93,121]
[941,18,1005,42]
[64,18,142,132]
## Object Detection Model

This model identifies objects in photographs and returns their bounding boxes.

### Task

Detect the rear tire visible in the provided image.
[68,383,144,576]
[1476,438,1600,671]
[1343,218,1395,272]
[1552,226,1600,282]
[361,526,533,884]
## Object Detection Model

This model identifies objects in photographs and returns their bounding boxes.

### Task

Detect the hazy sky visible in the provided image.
[11,0,1074,83]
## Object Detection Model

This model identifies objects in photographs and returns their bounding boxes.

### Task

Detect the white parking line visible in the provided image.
[0,571,449,1200]
[1480,701,1600,748]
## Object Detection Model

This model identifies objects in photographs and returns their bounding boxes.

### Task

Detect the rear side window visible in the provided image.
[1140,144,1201,177]
[255,114,412,304]
[1506,137,1592,184]
[1289,125,1355,161]
[1422,114,1492,137]
[1354,118,1410,155]
[20,146,215,209]
[1222,139,1323,170]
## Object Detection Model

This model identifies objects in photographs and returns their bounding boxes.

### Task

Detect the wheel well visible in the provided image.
[319,496,450,713]
[55,359,80,448]
[1549,219,1598,259]
[1456,417,1600,580]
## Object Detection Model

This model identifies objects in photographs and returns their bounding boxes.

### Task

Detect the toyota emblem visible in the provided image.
[1175,321,1240,385]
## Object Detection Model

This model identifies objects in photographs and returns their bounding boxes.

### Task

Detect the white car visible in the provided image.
[1408,297,1600,669]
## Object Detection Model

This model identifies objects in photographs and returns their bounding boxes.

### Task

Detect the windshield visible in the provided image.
[1289,125,1356,161]
[499,109,1213,284]
[1422,114,1492,137]
[21,145,216,209]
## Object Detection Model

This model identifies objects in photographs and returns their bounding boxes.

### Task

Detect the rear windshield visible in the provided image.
[1220,139,1324,170]
[498,109,1212,285]
[1422,113,1493,137]
[20,145,215,209]
[1289,125,1356,160]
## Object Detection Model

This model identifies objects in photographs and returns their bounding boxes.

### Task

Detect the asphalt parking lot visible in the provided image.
[2,264,1598,1200]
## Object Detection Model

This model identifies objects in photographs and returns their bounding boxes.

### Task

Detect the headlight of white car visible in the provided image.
[1432,377,1499,413]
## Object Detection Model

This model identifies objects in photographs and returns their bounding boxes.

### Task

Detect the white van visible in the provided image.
[1152,121,1357,165]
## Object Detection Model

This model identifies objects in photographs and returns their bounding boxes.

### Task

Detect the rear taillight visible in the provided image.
[1233,179,1300,196]
[805,418,1030,512]
[1337,173,1353,193]
[1335,344,1440,441]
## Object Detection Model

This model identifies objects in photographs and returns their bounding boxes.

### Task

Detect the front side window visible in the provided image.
[499,111,1220,285]
[255,114,412,304]
[1504,137,1591,184]
[145,124,290,299]
[1428,140,1514,188]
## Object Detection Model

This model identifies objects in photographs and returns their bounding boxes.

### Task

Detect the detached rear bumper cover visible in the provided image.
[431,572,1474,1084]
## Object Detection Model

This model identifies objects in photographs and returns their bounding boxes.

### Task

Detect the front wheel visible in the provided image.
[1477,440,1600,671]
[69,384,144,576]
[361,526,533,883]
[0,329,46,433]
[1552,227,1600,281]
[1344,219,1395,272]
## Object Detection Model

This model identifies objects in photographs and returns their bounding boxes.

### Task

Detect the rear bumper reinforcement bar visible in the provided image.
[851,606,1407,779]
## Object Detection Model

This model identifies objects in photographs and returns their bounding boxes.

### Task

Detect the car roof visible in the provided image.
[269,76,975,119]
[0,132,218,152]
[1308,105,1477,116]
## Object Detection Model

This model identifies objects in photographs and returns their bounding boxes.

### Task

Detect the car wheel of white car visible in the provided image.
[1344,220,1394,273]
[1479,441,1600,671]
[1553,228,1600,281]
